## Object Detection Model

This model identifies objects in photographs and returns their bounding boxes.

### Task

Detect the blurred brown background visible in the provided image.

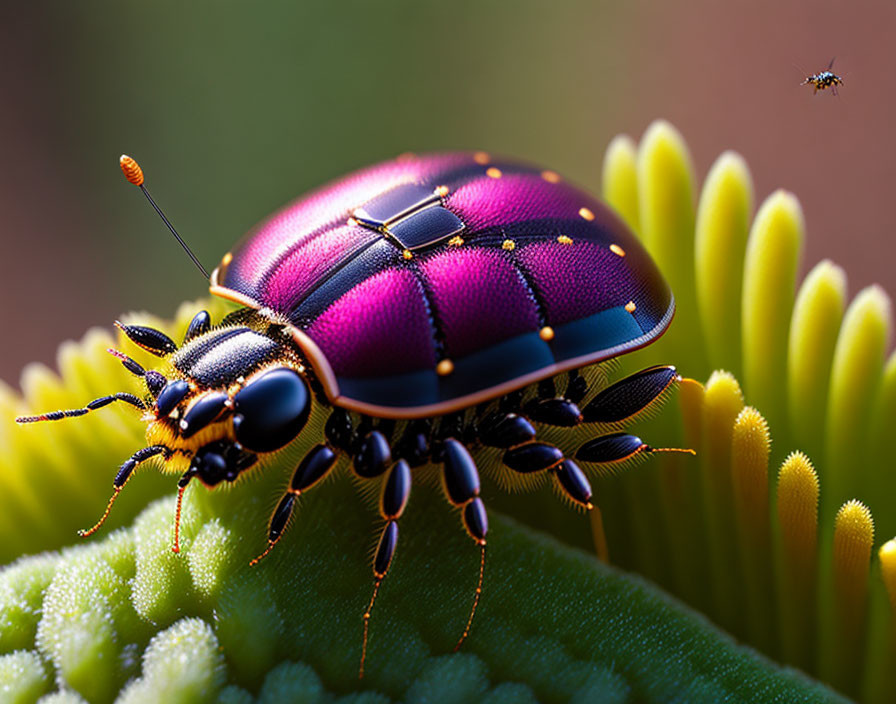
[2,1,894,385]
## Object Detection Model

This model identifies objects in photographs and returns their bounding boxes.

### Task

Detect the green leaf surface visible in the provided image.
[1,468,845,703]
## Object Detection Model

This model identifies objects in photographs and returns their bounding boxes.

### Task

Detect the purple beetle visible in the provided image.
[19,151,688,676]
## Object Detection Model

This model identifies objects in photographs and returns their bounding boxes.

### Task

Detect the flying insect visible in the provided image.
[802,58,843,95]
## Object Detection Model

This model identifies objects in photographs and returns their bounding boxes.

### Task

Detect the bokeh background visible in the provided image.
[2,1,894,384]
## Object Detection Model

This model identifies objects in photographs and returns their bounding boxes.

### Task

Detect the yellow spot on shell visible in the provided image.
[625,301,636,313]
[541,170,561,183]
[579,207,595,221]
[435,185,449,197]
[557,235,573,245]
[436,359,454,376]
[221,252,233,267]
[402,249,413,260]
[502,239,516,251]
[539,326,555,341]
[448,236,464,247]
[473,151,490,165]
[486,167,503,179]
[610,243,626,257]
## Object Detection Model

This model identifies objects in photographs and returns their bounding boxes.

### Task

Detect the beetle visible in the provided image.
[801,58,843,95]
[19,151,691,676]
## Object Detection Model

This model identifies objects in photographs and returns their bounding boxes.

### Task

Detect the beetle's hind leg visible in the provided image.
[578,365,679,426]
[500,363,676,432]
[478,381,595,511]
[572,364,694,467]
[486,365,688,560]
[522,373,586,427]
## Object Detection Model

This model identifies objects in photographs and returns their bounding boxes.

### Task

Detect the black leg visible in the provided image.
[565,369,589,404]
[519,371,595,426]
[441,438,488,652]
[360,459,412,678]
[503,442,564,473]
[552,459,594,509]
[394,419,431,467]
[580,365,679,425]
[16,392,146,423]
[171,470,194,554]
[324,408,354,452]
[497,434,606,559]
[574,430,694,561]
[183,310,211,343]
[576,432,648,463]
[78,445,170,538]
[509,365,679,429]
[353,430,392,478]
[575,431,695,468]
[107,348,167,397]
[250,443,338,566]
[478,411,536,449]
[499,437,594,510]
[524,397,583,426]
[430,412,465,463]
[115,321,177,356]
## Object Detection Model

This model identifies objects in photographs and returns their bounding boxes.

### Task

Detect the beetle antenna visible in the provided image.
[119,155,210,279]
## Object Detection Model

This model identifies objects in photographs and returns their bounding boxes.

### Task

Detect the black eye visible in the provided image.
[232,368,310,452]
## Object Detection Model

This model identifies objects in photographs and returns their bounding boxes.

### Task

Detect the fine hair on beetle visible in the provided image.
[18,152,695,678]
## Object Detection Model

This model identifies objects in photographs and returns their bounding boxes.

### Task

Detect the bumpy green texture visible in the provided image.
[0,478,841,703]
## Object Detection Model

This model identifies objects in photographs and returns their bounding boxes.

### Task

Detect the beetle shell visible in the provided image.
[211,153,672,417]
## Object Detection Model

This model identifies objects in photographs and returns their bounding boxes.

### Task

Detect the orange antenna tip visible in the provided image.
[119,155,144,186]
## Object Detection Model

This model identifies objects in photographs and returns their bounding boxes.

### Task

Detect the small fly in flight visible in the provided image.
[802,58,843,95]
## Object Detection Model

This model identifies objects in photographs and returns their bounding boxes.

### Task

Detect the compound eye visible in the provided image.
[232,368,310,452]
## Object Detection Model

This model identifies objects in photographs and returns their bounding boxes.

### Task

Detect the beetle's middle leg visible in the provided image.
[359,458,412,678]
[440,438,488,653]
[249,443,338,565]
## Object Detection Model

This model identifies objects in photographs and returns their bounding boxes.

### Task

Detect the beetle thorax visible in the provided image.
[140,315,315,486]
